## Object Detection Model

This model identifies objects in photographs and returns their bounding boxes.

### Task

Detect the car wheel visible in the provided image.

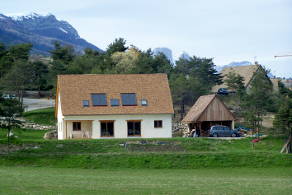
[231,133,236,137]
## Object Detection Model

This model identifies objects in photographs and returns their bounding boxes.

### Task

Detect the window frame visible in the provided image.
[82,100,89,107]
[91,93,107,106]
[154,120,163,128]
[121,93,137,106]
[110,98,120,107]
[127,120,141,137]
[100,120,115,137]
[141,99,148,106]
[73,122,81,131]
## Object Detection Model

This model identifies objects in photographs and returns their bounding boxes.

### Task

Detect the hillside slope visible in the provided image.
[0,13,102,55]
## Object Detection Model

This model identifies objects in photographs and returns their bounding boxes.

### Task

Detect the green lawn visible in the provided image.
[0,166,291,195]
[1,110,292,194]
[0,128,291,169]
[22,107,56,126]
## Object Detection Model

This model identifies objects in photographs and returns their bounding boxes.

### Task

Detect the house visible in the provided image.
[55,74,174,139]
[212,64,275,92]
[182,94,235,136]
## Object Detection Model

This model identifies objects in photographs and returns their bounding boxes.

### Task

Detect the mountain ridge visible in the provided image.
[0,13,102,55]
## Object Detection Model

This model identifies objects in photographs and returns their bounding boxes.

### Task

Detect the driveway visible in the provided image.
[23,98,55,112]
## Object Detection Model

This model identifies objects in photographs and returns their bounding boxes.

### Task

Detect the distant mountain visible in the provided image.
[179,52,191,60]
[153,47,173,63]
[0,13,102,55]
[215,61,252,72]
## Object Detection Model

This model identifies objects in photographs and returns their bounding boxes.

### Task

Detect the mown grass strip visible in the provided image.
[1,152,291,169]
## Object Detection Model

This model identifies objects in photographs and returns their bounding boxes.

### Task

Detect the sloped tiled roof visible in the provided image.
[56,74,174,116]
[182,94,216,123]
[212,65,260,92]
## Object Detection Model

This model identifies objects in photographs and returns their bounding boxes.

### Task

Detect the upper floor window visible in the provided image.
[141,99,148,106]
[82,100,89,107]
[121,93,137,106]
[91,93,107,106]
[110,99,120,106]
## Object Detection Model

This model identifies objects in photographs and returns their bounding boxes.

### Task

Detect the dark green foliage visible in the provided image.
[241,67,273,133]
[0,43,36,106]
[170,56,222,118]
[224,72,245,93]
[0,97,23,152]
[0,43,32,79]
[7,43,32,62]
[31,61,49,91]
[0,60,33,106]
[0,40,222,114]
[273,98,292,135]
[50,42,75,64]
[106,38,128,55]
[273,82,292,153]
[278,80,292,97]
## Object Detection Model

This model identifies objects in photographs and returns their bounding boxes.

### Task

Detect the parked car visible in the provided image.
[234,126,252,134]
[209,125,241,137]
[2,94,16,99]
[217,88,235,95]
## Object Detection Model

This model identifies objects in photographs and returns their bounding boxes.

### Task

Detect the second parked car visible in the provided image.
[209,125,241,137]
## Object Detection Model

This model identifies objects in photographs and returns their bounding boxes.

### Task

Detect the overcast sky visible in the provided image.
[2,0,292,77]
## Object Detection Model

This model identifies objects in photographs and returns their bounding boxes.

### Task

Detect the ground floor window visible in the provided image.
[127,121,141,136]
[100,121,114,137]
[73,122,81,131]
[154,120,163,128]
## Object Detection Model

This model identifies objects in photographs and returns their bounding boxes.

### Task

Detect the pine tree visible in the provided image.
[242,67,273,137]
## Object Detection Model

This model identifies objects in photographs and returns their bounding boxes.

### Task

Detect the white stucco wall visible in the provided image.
[66,120,92,139]
[57,94,65,140]
[59,114,172,139]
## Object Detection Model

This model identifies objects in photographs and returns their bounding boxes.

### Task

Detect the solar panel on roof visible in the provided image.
[110,99,120,106]
[121,93,137,106]
[91,93,107,106]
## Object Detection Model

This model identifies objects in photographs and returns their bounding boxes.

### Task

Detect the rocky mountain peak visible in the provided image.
[0,13,101,55]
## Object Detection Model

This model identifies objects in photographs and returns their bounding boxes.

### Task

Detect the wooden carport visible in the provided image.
[182,94,235,136]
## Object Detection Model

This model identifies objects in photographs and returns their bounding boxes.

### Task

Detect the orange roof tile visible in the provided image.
[56,74,174,116]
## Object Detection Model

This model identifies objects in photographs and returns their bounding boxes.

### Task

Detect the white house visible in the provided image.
[55,74,174,139]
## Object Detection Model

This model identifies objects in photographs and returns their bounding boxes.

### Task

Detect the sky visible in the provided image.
[1,0,292,77]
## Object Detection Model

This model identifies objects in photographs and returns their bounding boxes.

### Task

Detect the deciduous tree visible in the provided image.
[0,96,23,153]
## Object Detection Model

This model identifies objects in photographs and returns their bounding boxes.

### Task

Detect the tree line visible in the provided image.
[0,38,291,150]
[0,38,222,115]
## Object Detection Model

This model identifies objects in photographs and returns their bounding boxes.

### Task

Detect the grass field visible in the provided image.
[0,166,291,195]
[22,107,56,126]
[0,108,292,194]
[0,128,291,169]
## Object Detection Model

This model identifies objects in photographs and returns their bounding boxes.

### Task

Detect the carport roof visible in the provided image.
[182,94,235,123]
